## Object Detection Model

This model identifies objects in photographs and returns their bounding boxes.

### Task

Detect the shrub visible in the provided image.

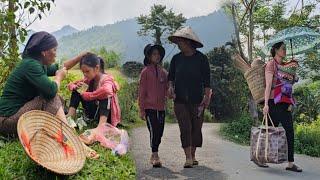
[92,47,121,68]
[118,81,140,125]
[59,72,81,101]
[220,113,253,145]
[295,115,320,157]
[204,109,214,122]
[293,81,320,123]
[165,100,176,123]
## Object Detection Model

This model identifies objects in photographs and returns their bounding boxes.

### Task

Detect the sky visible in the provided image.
[29,0,230,32]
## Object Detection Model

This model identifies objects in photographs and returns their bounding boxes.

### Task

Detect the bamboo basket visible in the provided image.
[244,64,266,104]
[17,110,86,175]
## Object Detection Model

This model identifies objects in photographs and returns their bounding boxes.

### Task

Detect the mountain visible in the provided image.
[19,26,78,52]
[52,25,79,39]
[56,10,234,63]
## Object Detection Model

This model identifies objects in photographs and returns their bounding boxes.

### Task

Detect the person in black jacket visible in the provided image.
[167,26,212,168]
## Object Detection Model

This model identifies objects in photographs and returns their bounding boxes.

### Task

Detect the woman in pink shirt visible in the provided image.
[138,44,168,168]
[261,42,302,172]
[66,53,121,128]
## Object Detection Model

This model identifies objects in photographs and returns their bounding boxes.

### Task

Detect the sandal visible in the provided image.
[83,143,100,159]
[193,160,199,166]
[152,158,162,168]
[252,160,269,168]
[286,164,302,172]
[184,159,193,168]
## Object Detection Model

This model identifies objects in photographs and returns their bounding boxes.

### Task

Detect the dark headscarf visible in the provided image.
[22,31,58,59]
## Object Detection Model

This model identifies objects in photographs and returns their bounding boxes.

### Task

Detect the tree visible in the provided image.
[224,0,263,122]
[0,0,54,92]
[92,47,121,68]
[298,50,320,81]
[137,4,186,45]
[206,46,249,121]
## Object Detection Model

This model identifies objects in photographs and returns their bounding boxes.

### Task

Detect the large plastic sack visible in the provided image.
[250,114,288,164]
[79,123,129,155]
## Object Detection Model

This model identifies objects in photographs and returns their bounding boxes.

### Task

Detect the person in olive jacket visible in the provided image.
[0,31,86,136]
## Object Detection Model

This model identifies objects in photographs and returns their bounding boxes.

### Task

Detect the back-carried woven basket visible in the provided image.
[17,110,86,175]
[244,64,266,104]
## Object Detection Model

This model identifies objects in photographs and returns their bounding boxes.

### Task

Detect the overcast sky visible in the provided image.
[29,0,230,32]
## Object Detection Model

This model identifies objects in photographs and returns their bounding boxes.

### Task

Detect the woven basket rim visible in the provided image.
[17,110,86,175]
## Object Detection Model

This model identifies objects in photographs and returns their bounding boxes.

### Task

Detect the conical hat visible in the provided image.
[17,110,86,175]
[168,26,203,48]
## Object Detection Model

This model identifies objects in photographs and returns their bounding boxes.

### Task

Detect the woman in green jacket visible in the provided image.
[0,31,86,136]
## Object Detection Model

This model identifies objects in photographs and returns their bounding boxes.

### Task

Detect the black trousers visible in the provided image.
[145,109,165,153]
[268,100,294,162]
[69,91,111,123]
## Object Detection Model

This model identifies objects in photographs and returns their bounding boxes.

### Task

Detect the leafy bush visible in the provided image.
[204,109,214,122]
[59,72,81,101]
[220,113,253,145]
[293,81,320,123]
[165,100,176,123]
[295,115,320,157]
[92,47,121,68]
[118,81,140,125]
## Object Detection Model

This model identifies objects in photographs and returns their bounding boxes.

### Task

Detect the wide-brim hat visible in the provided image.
[143,44,165,66]
[17,110,86,175]
[168,26,203,48]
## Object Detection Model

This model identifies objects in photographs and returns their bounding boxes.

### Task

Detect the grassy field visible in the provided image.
[0,140,136,179]
[0,68,138,179]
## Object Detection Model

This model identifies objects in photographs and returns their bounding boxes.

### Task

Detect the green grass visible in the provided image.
[0,140,135,179]
[107,68,126,87]
[0,68,137,179]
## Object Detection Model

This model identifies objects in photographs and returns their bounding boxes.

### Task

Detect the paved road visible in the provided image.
[131,123,320,180]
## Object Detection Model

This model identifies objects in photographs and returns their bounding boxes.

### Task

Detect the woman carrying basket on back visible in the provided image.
[257,41,302,172]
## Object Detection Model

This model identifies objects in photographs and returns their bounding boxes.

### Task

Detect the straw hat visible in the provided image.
[168,26,203,48]
[17,110,86,175]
